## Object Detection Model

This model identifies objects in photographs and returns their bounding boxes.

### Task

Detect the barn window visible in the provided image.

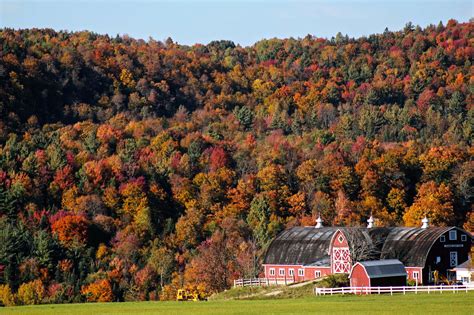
[450,252,458,267]
[436,256,441,264]
[338,234,344,243]
[298,269,304,276]
[413,271,419,279]
[449,230,457,241]
[314,271,321,278]
[289,269,294,276]
[279,269,285,276]
[269,268,275,276]
[440,235,445,242]
[461,235,467,242]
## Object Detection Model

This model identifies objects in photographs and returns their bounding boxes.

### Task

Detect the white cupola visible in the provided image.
[421,216,429,229]
[315,214,323,228]
[367,215,374,228]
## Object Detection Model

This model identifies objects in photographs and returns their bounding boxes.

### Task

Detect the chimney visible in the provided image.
[315,214,323,228]
[421,216,429,229]
[367,215,374,228]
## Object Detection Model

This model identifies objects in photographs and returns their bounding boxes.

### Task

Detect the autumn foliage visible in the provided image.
[0,20,472,304]
[51,214,89,247]
[81,279,114,302]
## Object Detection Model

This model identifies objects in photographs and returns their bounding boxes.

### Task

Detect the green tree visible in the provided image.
[247,195,271,251]
[233,106,254,130]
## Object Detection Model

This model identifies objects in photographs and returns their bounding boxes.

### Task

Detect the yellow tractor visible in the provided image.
[176,289,207,301]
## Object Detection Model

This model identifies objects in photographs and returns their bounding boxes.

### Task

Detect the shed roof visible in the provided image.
[355,259,407,279]
[451,259,473,270]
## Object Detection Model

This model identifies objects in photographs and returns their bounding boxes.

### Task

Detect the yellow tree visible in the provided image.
[120,180,152,233]
[403,181,455,227]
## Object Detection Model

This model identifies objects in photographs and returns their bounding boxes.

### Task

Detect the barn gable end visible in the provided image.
[330,229,351,274]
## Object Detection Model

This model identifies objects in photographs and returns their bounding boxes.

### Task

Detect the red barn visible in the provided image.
[349,259,407,288]
[263,217,472,285]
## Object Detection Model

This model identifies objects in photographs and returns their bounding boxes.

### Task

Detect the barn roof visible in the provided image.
[354,259,407,279]
[263,227,335,266]
[380,227,456,267]
[264,226,469,268]
[263,227,374,266]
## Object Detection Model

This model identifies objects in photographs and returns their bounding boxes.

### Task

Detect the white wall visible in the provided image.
[455,269,472,284]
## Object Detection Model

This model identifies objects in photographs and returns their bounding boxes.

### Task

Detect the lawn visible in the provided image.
[1,292,473,315]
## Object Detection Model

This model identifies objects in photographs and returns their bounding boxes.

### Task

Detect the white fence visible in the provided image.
[233,278,295,287]
[315,284,474,296]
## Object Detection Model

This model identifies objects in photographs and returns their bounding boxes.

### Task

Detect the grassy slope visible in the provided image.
[210,281,317,300]
[1,292,473,315]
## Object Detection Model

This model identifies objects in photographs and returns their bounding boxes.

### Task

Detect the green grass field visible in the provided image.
[1,292,473,315]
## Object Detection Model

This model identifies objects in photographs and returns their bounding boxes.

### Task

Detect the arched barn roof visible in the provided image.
[263,227,336,266]
[380,227,458,267]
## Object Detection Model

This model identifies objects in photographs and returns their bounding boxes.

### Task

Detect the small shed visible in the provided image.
[450,260,473,284]
[349,259,407,288]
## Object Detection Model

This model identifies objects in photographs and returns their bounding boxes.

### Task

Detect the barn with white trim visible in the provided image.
[263,216,472,285]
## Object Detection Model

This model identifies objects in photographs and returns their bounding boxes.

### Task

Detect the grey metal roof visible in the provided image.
[264,226,468,268]
[379,227,455,267]
[451,259,472,270]
[304,257,330,267]
[357,259,407,279]
[263,227,335,266]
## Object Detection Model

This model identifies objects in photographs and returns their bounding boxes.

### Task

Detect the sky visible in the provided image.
[0,0,472,46]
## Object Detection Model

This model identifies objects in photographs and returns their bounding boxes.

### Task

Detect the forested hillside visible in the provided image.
[0,20,472,304]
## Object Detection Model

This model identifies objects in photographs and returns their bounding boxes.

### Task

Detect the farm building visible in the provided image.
[349,259,407,287]
[263,217,472,285]
[450,260,473,284]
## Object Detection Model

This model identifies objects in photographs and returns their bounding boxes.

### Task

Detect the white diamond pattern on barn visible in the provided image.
[332,247,350,273]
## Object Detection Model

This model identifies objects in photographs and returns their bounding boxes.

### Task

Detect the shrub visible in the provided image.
[81,279,113,302]
[407,279,418,286]
[315,274,349,288]
[17,279,45,305]
[0,284,16,306]
[46,282,74,304]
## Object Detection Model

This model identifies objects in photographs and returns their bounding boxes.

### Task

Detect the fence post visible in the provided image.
[403,286,405,295]
[428,286,430,294]
[390,287,393,296]
[378,287,380,295]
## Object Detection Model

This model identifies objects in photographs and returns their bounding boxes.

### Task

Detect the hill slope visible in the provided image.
[0,20,472,305]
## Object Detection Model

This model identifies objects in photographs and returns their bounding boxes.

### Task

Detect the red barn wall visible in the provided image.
[302,267,332,281]
[263,264,331,281]
[405,267,423,284]
[349,264,370,288]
